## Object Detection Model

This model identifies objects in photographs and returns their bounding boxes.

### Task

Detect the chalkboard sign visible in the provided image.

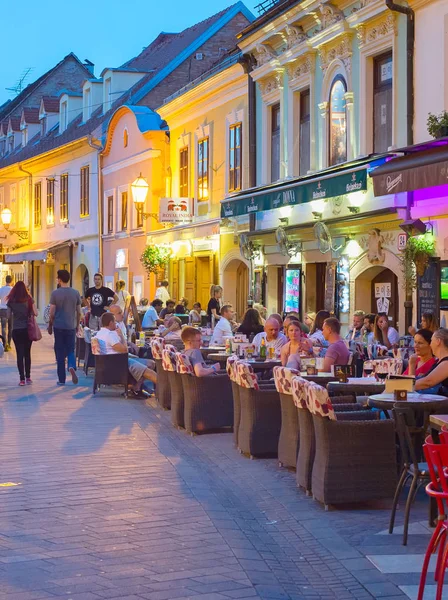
[324,262,336,313]
[417,258,440,324]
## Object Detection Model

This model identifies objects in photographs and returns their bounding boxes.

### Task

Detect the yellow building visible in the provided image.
[156,55,251,317]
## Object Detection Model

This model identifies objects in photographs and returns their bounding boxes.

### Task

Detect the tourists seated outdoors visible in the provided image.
[211,305,234,345]
[320,317,350,372]
[252,317,288,354]
[142,299,163,328]
[181,326,220,376]
[94,313,157,391]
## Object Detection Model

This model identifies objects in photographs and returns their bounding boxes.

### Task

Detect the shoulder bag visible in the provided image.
[27,299,42,342]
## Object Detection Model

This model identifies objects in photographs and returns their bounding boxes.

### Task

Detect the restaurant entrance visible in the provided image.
[355,266,398,327]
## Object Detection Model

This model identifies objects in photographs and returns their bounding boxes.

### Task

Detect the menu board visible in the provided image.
[284,268,301,314]
[417,258,440,323]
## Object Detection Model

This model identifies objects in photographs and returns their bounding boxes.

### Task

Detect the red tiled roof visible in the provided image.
[8,117,21,131]
[41,96,60,113]
[22,107,40,124]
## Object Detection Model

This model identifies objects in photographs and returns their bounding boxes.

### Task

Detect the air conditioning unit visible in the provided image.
[195,52,204,60]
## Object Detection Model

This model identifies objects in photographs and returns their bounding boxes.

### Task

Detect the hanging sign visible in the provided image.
[159,198,194,223]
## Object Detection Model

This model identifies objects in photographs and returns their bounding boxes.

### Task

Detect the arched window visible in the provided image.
[329,77,347,166]
[123,128,128,148]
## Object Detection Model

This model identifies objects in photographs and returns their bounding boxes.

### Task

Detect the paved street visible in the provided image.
[0,334,440,600]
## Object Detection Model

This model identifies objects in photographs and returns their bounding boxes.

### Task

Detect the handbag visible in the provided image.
[27,299,42,342]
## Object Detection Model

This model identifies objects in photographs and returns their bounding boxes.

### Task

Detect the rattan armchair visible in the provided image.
[273,366,300,468]
[150,338,170,410]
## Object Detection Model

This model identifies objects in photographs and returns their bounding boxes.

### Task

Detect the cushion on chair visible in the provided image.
[273,366,299,395]
[91,337,101,355]
[150,337,165,360]
[162,345,177,372]
[236,361,259,390]
[226,355,239,382]
[291,376,310,409]
[176,352,194,375]
[307,382,336,421]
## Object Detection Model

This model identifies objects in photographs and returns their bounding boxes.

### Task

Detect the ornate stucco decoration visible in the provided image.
[284,24,308,49]
[254,43,278,67]
[356,13,396,48]
[287,54,315,82]
[318,33,352,73]
[259,72,284,98]
[318,2,344,30]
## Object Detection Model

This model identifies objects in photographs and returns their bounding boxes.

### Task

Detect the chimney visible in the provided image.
[83,59,95,75]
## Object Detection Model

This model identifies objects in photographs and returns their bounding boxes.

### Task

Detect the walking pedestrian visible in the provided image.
[85,273,117,331]
[48,269,81,386]
[6,280,37,385]
[0,275,13,350]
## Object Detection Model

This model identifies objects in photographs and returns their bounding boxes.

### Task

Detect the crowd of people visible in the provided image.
[2,272,448,397]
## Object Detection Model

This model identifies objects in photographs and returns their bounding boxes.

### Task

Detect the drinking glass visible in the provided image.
[363,360,374,378]
[376,361,389,382]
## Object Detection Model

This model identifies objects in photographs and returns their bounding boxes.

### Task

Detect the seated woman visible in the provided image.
[309,310,330,348]
[409,311,439,336]
[161,316,184,350]
[415,328,448,394]
[373,312,400,349]
[237,308,264,339]
[189,302,204,324]
[281,320,311,370]
[403,329,436,377]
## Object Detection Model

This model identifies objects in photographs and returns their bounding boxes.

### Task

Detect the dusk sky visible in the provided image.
[0,0,260,106]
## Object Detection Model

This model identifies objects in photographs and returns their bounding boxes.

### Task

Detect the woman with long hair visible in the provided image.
[237,308,264,338]
[403,329,436,377]
[280,320,310,369]
[309,310,331,347]
[421,312,439,333]
[207,285,223,323]
[415,328,448,394]
[115,279,130,311]
[6,281,37,385]
[373,312,400,349]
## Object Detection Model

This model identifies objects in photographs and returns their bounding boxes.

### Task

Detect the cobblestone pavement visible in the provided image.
[0,334,439,599]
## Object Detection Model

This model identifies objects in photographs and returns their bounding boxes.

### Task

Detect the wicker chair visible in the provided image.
[150,338,170,410]
[237,362,281,458]
[162,346,185,429]
[227,356,241,447]
[306,382,397,508]
[273,366,300,468]
[177,353,233,435]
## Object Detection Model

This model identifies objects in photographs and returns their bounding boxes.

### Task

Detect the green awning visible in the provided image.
[221,167,368,218]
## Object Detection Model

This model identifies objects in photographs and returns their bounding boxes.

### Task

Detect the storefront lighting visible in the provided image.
[131,173,159,221]
[310,199,325,220]
[347,192,366,214]
[344,238,363,259]
[0,208,28,240]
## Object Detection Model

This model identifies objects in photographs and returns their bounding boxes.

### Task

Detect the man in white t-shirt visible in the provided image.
[95,313,157,390]
[0,275,13,350]
[155,280,170,307]
[211,305,234,345]
[252,318,288,354]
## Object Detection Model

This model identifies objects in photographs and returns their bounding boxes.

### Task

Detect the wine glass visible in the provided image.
[363,360,374,378]
[376,361,389,382]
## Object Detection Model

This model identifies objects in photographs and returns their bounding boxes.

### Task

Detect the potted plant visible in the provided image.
[427,111,448,139]
[400,234,436,292]
[140,246,172,279]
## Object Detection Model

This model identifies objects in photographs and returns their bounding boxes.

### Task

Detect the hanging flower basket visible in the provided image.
[140,246,172,279]
[400,234,435,292]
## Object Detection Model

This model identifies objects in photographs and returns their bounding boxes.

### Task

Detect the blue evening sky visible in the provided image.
[0,0,260,107]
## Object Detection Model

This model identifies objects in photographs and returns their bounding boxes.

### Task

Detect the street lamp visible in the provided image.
[0,208,28,240]
[131,173,158,221]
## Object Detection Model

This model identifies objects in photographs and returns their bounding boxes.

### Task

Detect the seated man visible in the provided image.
[181,326,220,377]
[95,313,157,393]
[211,304,234,345]
[252,318,288,354]
[322,317,350,372]
[108,304,154,363]
[142,299,163,328]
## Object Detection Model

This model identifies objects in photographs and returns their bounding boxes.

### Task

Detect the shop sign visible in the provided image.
[397,233,407,251]
[159,198,193,223]
[221,169,368,218]
[374,282,391,298]
[372,157,448,197]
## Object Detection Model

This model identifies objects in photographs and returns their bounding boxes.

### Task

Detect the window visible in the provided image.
[229,123,242,192]
[8,136,13,153]
[46,178,55,225]
[329,77,347,166]
[60,173,68,221]
[60,101,68,132]
[373,52,393,154]
[179,147,189,197]
[123,128,128,148]
[121,191,128,231]
[299,90,311,175]
[80,166,89,217]
[34,182,41,228]
[136,204,144,229]
[107,195,113,233]
[271,103,280,182]
[197,138,209,201]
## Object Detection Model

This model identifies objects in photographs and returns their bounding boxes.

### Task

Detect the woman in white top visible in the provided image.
[309,310,330,348]
[115,280,130,311]
[373,312,400,349]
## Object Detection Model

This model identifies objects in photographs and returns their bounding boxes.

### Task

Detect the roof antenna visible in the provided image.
[5,67,34,97]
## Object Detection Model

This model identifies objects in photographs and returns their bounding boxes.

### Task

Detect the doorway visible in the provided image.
[305,262,326,313]
[355,266,399,327]
[223,258,249,321]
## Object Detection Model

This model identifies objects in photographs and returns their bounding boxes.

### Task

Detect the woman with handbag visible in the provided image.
[6,281,38,386]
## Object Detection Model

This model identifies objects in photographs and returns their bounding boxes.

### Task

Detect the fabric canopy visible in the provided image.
[5,240,71,263]
[221,167,368,218]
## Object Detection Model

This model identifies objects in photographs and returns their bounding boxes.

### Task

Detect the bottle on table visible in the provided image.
[260,337,267,360]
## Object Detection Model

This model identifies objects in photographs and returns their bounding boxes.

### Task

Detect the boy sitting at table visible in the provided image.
[181,326,221,377]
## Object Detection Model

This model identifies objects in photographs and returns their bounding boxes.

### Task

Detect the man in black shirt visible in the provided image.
[85,273,118,330]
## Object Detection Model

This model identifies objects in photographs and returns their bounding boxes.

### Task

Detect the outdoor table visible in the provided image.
[207,353,281,371]
[429,414,448,432]
[328,380,385,399]
[367,393,448,412]
[200,346,225,358]
[300,372,337,385]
